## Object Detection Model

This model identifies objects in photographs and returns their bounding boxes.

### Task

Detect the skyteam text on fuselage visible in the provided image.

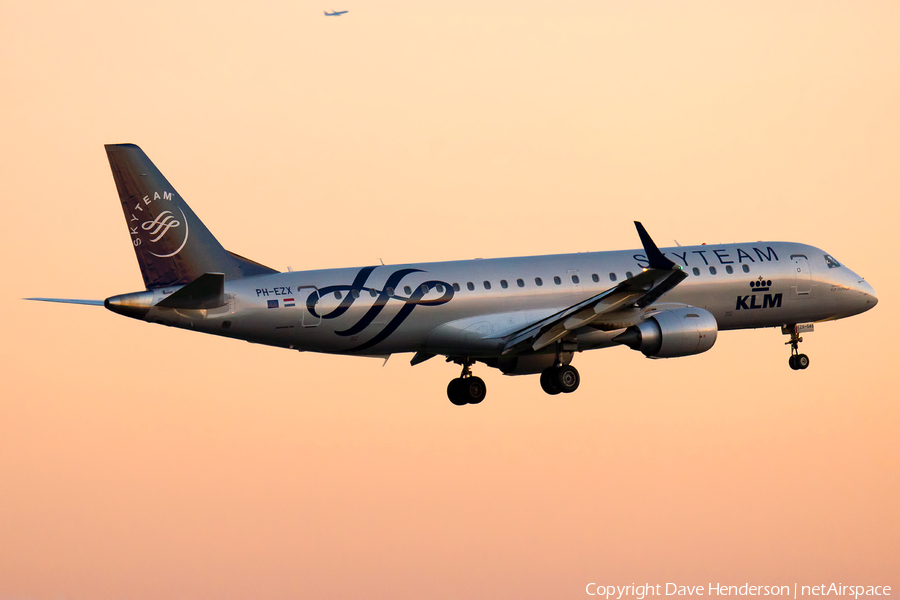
[28,144,878,405]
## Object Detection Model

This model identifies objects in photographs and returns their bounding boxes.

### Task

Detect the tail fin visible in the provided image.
[105,144,278,289]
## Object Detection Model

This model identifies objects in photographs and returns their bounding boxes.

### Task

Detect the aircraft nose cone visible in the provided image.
[865,282,877,306]
[855,278,877,310]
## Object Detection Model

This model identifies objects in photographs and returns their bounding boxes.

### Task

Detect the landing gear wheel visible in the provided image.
[788,353,810,371]
[554,365,580,394]
[447,376,486,405]
[463,377,486,404]
[540,369,561,395]
[447,379,468,405]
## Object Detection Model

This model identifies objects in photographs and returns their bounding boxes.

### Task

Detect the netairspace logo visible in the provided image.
[585,584,893,599]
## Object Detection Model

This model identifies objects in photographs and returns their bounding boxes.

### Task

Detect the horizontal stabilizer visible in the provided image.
[24,298,104,306]
[155,273,226,309]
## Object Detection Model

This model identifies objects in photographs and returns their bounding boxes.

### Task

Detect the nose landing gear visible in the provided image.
[446,358,486,406]
[783,324,810,370]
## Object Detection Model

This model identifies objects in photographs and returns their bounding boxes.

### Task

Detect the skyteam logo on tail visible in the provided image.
[128,190,190,258]
[143,210,180,242]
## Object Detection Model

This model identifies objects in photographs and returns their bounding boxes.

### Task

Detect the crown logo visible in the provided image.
[750,276,771,292]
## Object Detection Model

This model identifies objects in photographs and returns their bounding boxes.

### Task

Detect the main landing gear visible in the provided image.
[783,324,810,371]
[539,364,580,395]
[444,354,581,405]
[447,358,486,406]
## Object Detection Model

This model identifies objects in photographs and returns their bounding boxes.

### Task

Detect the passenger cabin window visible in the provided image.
[387,287,395,295]
[369,289,377,297]
[626,271,633,278]
[709,267,717,275]
[452,283,460,292]
[352,289,360,299]
[571,274,580,284]
[483,281,492,290]
[335,291,343,299]
[742,264,750,273]
[609,273,617,282]
[592,274,599,283]
[422,284,430,294]
[726,266,734,274]
[692,268,700,276]
[467,282,475,291]
[517,278,524,288]
[434,284,443,293]
[553,276,562,285]
[535,277,543,286]
[500,280,508,289]
[824,254,842,268]
[403,286,411,295]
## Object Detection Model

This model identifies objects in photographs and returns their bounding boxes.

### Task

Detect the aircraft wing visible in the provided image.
[500,222,687,354]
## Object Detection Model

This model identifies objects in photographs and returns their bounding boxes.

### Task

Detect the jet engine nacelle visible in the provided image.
[615,306,718,358]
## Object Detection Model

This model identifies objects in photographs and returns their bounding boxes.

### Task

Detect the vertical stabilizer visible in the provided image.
[105,144,276,288]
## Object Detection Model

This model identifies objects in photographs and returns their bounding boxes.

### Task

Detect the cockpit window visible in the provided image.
[824,254,842,269]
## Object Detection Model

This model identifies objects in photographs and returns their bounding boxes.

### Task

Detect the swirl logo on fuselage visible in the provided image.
[306,266,454,352]
[127,190,190,258]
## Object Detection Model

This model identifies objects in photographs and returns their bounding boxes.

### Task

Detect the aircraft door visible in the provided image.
[296,286,321,327]
[791,255,812,297]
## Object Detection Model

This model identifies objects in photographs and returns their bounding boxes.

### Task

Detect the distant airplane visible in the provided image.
[28,144,878,405]
[324,10,348,16]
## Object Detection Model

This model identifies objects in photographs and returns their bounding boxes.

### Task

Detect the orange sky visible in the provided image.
[1,1,898,598]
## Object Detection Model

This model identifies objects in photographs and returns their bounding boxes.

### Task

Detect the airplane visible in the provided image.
[28,144,878,405]
[324,10,348,16]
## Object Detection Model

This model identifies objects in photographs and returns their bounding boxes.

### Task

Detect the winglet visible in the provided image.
[634,221,677,270]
